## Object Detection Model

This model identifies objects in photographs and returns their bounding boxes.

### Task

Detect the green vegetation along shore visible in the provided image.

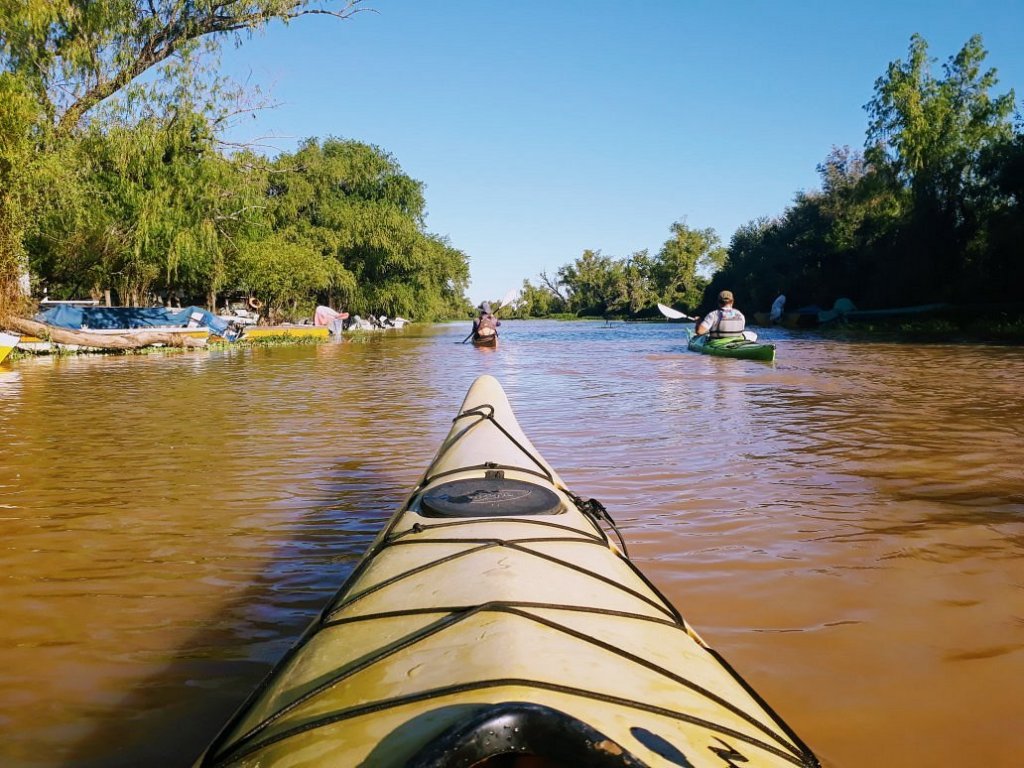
[1,3,1021,342]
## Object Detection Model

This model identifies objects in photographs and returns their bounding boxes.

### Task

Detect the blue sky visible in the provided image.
[219,1,1024,304]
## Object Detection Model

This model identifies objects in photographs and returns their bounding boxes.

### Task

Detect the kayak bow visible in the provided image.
[195,375,816,768]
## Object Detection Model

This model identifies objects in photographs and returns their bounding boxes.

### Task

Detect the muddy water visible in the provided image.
[0,320,1021,767]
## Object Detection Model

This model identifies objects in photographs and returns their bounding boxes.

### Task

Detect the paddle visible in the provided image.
[657,303,697,322]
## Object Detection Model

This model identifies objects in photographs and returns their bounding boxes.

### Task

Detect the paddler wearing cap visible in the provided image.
[693,290,746,339]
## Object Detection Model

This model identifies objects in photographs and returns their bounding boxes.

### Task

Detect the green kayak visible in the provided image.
[688,333,776,362]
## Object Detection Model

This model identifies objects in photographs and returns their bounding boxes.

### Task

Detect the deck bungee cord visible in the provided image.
[195,376,819,768]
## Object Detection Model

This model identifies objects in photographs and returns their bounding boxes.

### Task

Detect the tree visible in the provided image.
[651,221,722,311]
[609,250,656,315]
[26,108,267,307]
[0,0,368,134]
[233,232,352,317]
[264,137,469,320]
[0,73,49,315]
[557,249,621,315]
[864,34,1017,299]
[0,0,370,317]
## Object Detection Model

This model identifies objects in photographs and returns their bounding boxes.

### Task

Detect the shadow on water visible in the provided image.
[62,461,396,768]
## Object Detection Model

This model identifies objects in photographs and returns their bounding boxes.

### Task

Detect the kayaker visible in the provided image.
[472,302,500,339]
[694,290,746,338]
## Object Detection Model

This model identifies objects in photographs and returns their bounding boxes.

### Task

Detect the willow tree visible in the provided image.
[0,0,368,134]
[608,250,656,315]
[25,110,271,307]
[0,75,43,315]
[265,138,470,320]
[0,0,367,315]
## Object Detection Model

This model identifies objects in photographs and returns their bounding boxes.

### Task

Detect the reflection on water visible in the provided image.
[1,322,1022,767]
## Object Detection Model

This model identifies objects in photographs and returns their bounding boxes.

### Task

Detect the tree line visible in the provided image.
[3,13,1021,326]
[0,0,472,322]
[502,34,1023,320]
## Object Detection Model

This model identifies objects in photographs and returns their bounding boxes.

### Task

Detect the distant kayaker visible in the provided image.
[472,302,500,340]
[694,290,746,338]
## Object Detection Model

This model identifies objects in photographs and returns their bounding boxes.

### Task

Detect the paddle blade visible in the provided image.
[657,303,688,320]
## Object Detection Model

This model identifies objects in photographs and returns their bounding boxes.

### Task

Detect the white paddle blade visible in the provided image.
[657,303,688,320]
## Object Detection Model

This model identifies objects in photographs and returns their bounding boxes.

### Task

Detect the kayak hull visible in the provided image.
[471,332,498,347]
[0,331,17,365]
[688,334,776,361]
[195,375,815,768]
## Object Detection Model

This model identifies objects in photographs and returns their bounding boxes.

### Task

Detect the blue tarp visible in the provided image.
[35,305,231,336]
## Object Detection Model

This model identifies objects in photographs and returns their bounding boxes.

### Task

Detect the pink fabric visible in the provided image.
[314,306,349,326]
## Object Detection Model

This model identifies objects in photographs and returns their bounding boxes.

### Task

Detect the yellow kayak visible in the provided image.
[195,375,818,767]
[0,331,18,365]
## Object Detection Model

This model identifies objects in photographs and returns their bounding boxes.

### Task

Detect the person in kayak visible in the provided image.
[694,290,746,338]
[472,302,500,340]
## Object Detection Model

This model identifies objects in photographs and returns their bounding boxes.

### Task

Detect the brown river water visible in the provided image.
[1,320,1022,767]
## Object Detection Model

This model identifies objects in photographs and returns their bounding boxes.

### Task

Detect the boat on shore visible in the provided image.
[0,331,18,365]
[238,325,329,341]
[193,375,818,768]
[753,299,953,328]
[752,310,819,329]
[7,304,227,353]
[688,333,776,362]
[817,300,950,324]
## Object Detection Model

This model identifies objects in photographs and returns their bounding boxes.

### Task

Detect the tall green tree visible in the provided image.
[558,249,621,315]
[265,138,469,320]
[865,34,1017,300]
[27,108,267,307]
[651,221,722,311]
[609,250,656,314]
[0,0,368,315]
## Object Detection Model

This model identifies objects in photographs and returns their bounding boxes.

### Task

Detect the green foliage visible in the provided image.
[0,73,43,315]
[0,0,366,133]
[713,34,1022,314]
[610,250,657,315]
[233,233,353,315]
[263,138,470,320]
[502,278,566,318]
[863,33,1018,301]
[651,221,720,310]
[557,249,620,315]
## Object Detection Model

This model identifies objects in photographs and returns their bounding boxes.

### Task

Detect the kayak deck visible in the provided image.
[195,375,816,767]
[688,333,776,361]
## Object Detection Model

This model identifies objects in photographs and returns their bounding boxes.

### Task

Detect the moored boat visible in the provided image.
[239,325,330,341]
[194,375,817,768]
[0,331,18,364]
[688,333,776,362]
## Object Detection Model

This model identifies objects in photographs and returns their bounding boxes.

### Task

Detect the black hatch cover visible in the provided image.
[420,478,563,518]
[406,702,648,767]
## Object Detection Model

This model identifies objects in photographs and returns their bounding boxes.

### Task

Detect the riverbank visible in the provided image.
[816,309,1024,344]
